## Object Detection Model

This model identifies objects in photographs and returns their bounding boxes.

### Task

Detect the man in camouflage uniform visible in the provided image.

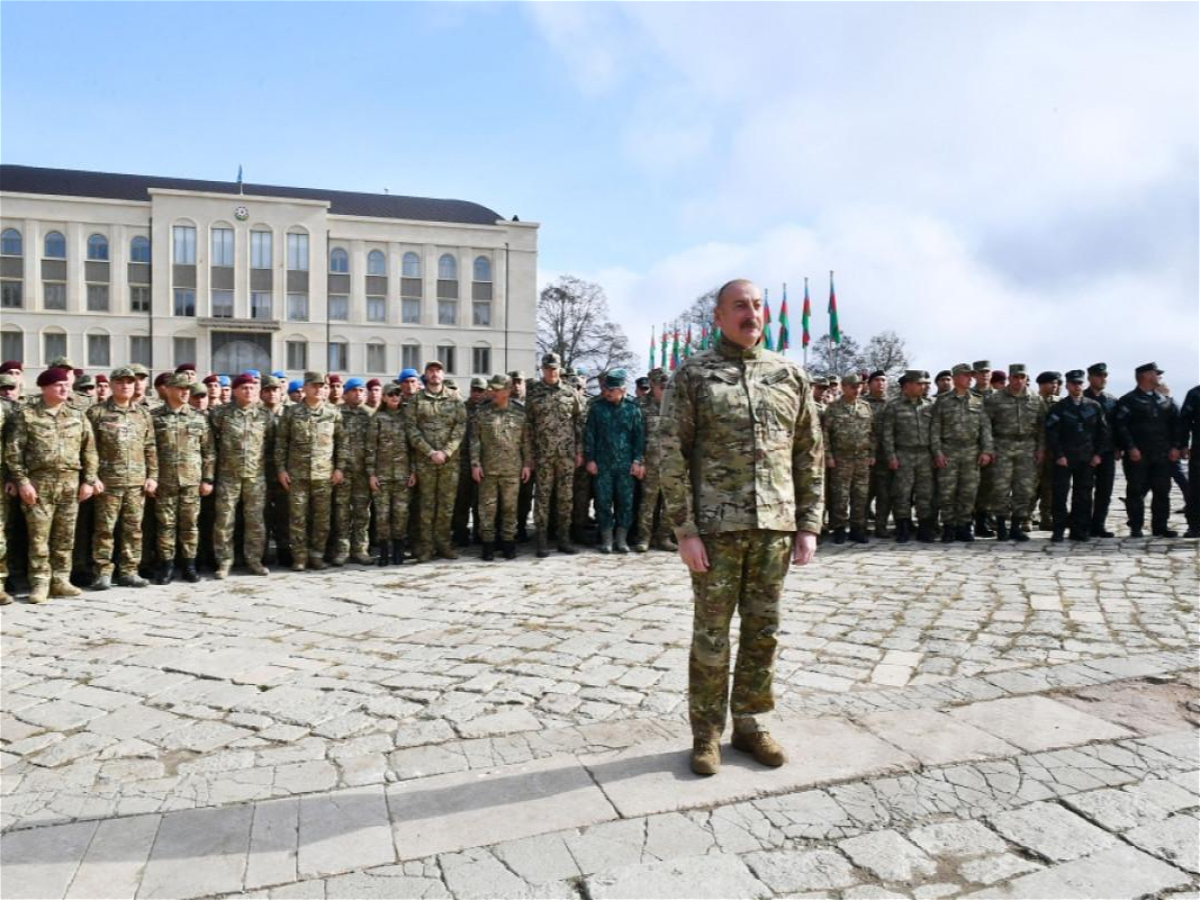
[931,363,994,542]
[863,371,892,537]
[508,370,535,541]
[276,372,344,571]
[526,352,584,557]
[634,367,676,553]
[406,360,467,562]
[985,364,1045,542]
[471,374,533,560]
[6,367,100,603]
[0,375,14,604]
[584,369,645,554]
[332,378,375,565]
[88,367,157,589]
[1084,362,1119,538]
[660,279,824,776]
[209,373,274,578]
[151,374,214,584]
[1045,370,1111,542]
[368,383,414,565]
[969,360,998,536]
[823,373,876,544]
[882,370,936,543]
[453,378,488,546]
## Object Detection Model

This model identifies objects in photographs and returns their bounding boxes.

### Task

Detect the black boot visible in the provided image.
[376,543,391,566]
[156,560,175,585]
[975,513,995,538]
[481,542,495,561]
[995,517,1009,540]
[896,520,912,544]
[1051,529,1065,543]
[182,559,200,583]
[917,520,935,543]
[833,528,846,545]
[391,539,405,566]
[848,528,868,544]
[1011,523,1030,542]
[942,526,956,543]
[502,541,517,560]
[956,524,975,542]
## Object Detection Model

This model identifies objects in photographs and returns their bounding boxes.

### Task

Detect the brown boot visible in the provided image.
[49,577,82,598]
[28,578,50,604]
[690,737,721,776]
[731,730,787,767]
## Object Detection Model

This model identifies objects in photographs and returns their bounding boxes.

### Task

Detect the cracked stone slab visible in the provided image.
[298,786,395,878]
[64,813,160,899]
[0,819,99,900]
[838,829,938,882]
[742,848,858,893]
[947,695,1135,753]
[137,804,253,899]
[988,801,1117,862]
[966,843,1193,899]
[857,709,1021,767]
[586,853,771,899]
[1124,813,1200,875]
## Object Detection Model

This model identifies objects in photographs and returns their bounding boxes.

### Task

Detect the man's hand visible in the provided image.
[521,466,531,483]
[888,456,900,471]
[978,453,992,467]
[472,466,483,484]
[77,483,95,503]
[143,478,157,497]
[586,461,598,476]
[1057,456,1069,468]
[575,452,584,469]
[631,462,644,480]
[1035,449,1045,465]
[792,530,818,566]
[1169,448,1181,463]
[278,471,291,491]
[369,475,380,492]
[93,478,105,495]
[430,450,448,466]
[331,469,344,486]
[934,453,947,469]
[407,472,417,487]
[826,456,837,469]
[3,481,15,497]
[677,535,709,573]
[18,483,37,506]
[1128,447,1142,463]
[1090,455,1101,467]
[199,482,214,497]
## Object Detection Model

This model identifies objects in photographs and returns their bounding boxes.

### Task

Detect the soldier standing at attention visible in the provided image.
[1033,371,1062,530]
[471,374,532,561]
[1113,362,1181,538]
[1177,382,1200,538]
[151,374,214,584]
[332,378,375,565]
[508,370,535,542]
[368,383,415,565]
[88,367,157,589]
[453,377,489,547]
[1045,370,1110,542]
[970,361,993,398]
[327,374,343,407]
[406,360,467,562]
[584,369,645,554]
[863,371,892,537]
[1084,362,1119,537]
[634,368,675,553]
[364,378,383,415]
[823,373,875,544]
[882,370,936,543]
[660,279,823,776]
[985,364,1045,542]
[526,352,584,557]
[931,363,993,542]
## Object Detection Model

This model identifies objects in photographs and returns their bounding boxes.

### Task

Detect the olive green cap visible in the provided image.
[165,373,190,388]
[470,376,488,390]
[489,373,513,390]
[841,373,861,386]
[972,360,991,372]
[1008,363,1028,377]
[129,363,150,377]
[110,366,137,381]
[303,371,327,385]
[189,383,209,397]
[951,363,973,377]
[48,355,75,370]
[0,374,17,388]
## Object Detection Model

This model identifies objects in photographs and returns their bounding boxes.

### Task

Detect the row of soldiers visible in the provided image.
[817,359,1200,545]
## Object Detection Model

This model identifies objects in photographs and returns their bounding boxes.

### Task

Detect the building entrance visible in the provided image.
[211,332,271,376]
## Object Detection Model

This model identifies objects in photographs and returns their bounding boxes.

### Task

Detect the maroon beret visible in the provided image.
[36,367,71,387]
[232,374,254,389]
[327,374,342,385]
[203,374,220,385]
[0,360,22,374]
[72,368,84,378]
[94,374,109,384]
[175,362,196,373]
[366,378,381,389]
[154,372,171,388]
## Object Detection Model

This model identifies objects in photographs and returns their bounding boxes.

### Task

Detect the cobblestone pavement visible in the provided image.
[2,517,1197,898]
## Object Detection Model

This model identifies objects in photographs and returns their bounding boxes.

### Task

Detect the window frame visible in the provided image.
[366,342,387,374]
[328,340,348,372]
[130,285,151,313]
[287,232,309,272]
[1,280,22,309]
[367,249,386,276]
[87,333,111,367]
[329,247,349,274]
[286,340,308,371]
[87,233,109,261]
[130,235,151,264]
[86,283,110,312]
[43,331,67,364]
[2,228,24,256]
[472,346,491,375]
[173,336,197,368]
[43,282,66,310]
[173,288,196,317]
[172,225,196,265]
[250,229,272,269]
[211,227,235,267]
[402,251,421,278]
[211,289,234,318]
[44,231,67,260]
[287,292,309,322]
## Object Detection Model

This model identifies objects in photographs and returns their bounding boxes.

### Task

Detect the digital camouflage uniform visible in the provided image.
[526,377,584,546]
[1,394,18,599]
[930,389,993,529]
[864,393,891,536]
[453,392,486,544]
[275,399,343,566]
[406,387,467,559]
[985,389,1045,521]
[660,337,824,739]
[333,403,374,561]
[634,381,672,550]
[209,400,275,568]
[368,404,412,541]
[470,400,532,543]
[882,394,935,524]
[152,402,214,564]
[88,398,157,578]
[823,394,876,532]
[584,394,644,534]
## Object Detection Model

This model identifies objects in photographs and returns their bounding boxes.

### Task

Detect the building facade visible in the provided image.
[0,165,539,388]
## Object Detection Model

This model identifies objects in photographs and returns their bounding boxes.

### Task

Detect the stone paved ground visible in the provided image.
[2,511,1198,899]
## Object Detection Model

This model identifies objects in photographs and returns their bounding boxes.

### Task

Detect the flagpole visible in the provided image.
[829,269,836,375]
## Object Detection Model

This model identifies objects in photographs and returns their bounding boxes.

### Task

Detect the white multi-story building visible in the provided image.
[0,165,539,388]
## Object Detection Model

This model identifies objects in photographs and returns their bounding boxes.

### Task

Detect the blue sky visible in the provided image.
[3,2,1197,388]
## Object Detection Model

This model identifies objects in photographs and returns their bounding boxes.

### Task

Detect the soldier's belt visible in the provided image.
[994,434,1036,441]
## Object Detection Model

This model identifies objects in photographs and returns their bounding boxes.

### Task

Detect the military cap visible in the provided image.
[232,374,255,389]
[384,382,403,396]
[508,370,525,382]
[36,367,70,387]
[635,376,650,389]
[398,368,420,381]
[365,378,381,389]
[1035,370,1061,385]
[72,368,84,378]
[174,362,196,373]
[575,366,588,377]
[327,374,342,385]
[1008,363,1028,377]
[261,375,281,389]
[129,364,150,378]
[154,372,171,388]
[244,369,261,379]
[541,352,562,369]
[972,360,991,372]
[446,381,459,392]
[902,369,925,383]
[110,366,137,381]
[203,374,219,385]
[217,375,231,387]
[951,363,973,377]
[94,373,108,385]
[935,369,952,381]
[1087,362,1107,376]
[0,374,17,388]
[189,383,208,398]
[0,360,22,374]
[271,369,287,379]
[488,373,513,390]
[1135,362,1163,376]
[303,371,327,385]
[868,370,886,381]
[343,377,365,391]
[648,367,669,385]
[990,370,1008,383]
[74,375,95,390]
[470,376,488,390]
[603,368,628,388]
[422,359,444,371]
[165,373,191,388]
[811,376,827,387]
[922,371,933,382]
[47,356,75,370]
[1064,369,1086,383]
[841,372,862,386]
[287,379,303,394]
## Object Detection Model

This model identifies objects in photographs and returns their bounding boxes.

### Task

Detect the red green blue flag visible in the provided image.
[802,278,812,348]
[762,288,775,351]
[829,271,841,344]
[649,326,655,370]
[778,283,791,352]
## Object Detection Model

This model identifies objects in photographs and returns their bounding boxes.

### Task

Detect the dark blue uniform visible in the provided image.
[1113,389,1179,536]
[1083,385,1118,535]
[1045,396,1110,539]
[1177,385,1200,536]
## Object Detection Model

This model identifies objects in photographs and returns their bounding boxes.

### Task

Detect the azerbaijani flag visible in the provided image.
[777,282,791,352]
[829,271,841,344]
[700,323,709,351]
[762,288,775,351]
[660,324,669,368]
[802,278,812,348]
[670,327,680,370]
[684,324,693,358]
[649,326,655,370]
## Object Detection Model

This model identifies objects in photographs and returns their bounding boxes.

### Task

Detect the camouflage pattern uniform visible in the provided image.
[882,389,935,526]
[209,400,275,569]
[152,400,214,564]
[406,386,467,559]
[526,367,584,549]
[263,400,290,561]
[660,337,824,740]
[864,393,891,536]
[572,387,597,540]
[333,403,374,562]
[584,391,644,535]
[930,383,994,530]
[367,402,412,543]
[275,396,343,567]
[470,395,532,544]
[822,389,876,533]
[88,396,157,579]
[0,394,10,601]
[453,386,487,544]
[985,385,1045,523]
[634,370,673,551]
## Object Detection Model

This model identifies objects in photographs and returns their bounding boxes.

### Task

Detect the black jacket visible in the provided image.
[1112,389,1178,457]
[1045,396,1110,465]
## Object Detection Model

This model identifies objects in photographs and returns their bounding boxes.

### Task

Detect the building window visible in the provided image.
[173,337,196,367]
[328,341,348,372]
[402,298,421,324]
[1,281,21,308]
[130,235,151,263]
[402,343,421,371]
[44,231,67,259]
[367,296,386,322]
[367,250,386,276]
[2,228,23,256]
[44,332,67,363]
[87,284,110,312]
[329,294,349,321]
[212,290,234,318]
[172,225,196,264]
[438,299,457,326]
[130,335,151,367]
[211,228,234,267]
[436,345,456,374]
[329,247,349,273]
[251,230,272,269]
[402,252,420,278]
[472,346,491,375]
[87,234,109,261]
[286,340,307,370]
[473,256,492,282]
[367,342,386,373]
[43,283,66,310]
[87,334,111,367]
[130,285,151,313]
[1,329,23,363]
[473,299,491,327]
[287,293,309,321]
[287,233,309,271]
[438,254,457,280]
[251,291,272,320]
[174,288,196,317]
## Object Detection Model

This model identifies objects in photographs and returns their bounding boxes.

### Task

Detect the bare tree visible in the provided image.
[863,330,909,380]
[537,275,637,386]
[806,333,867,378]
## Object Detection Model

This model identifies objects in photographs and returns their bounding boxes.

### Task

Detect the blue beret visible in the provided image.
[287,379,303,393]
[271,370,286,379]
[217,375,231,387]
[344,377,365,391]
[244,369,261,378]
[398,368,420,381]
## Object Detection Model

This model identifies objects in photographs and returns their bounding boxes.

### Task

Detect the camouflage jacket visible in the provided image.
[406,388,467,462]
[151,403,214,488]
[336,404,374,474]
[881,396,934,458]
[88,399,158,487]
[985,390,1045,449]
[209,401,275,480]
[470,401,532,477]
[584,396,644,469]
[822,396,876,460]
[368,406,412,483]
[638,393,667,469]
[5,399,99,486]
[525,379,584,464]
[275,400,343,480]
[659,338,824,538]
[930,391,994,457]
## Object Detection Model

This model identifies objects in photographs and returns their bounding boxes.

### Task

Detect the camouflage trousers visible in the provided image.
[938,451,983,527]
[21,473,80,582]
[288,478,333,563]
[374,480,411,540]
[689,530,792,738]
[155,484,201,562]
[976,458,996,515]
[534,456,575,538]
[333,474,372,557]
[635,462,669,545]
[871,463,893,534]
[0,479,7,581]
[593,466,634,531]
[414,459,459,554]
[266,480,290,555]
[452,458,478,542]
[890,448,935,522]
[92,486,147,577]
[214,476,267,565]
[828,456,871,530]
[990,440,1038,520]
[478,474,519,542]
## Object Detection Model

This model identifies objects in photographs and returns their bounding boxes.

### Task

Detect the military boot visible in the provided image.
[1011,523,1030,542]
[536,531,550,559]
[28,578,50,604]
[1051,529,1065,543]
[557,539,578,555]
[849,528,869,544]
[956,524,975,542]
[916,520,935,543]
[481,542,495,561]
[214,560,232,580]
[330,552,347,567]
[633,537,649,553]
[832,527,847,545]
[50,577,82,598]
[975,513,995,538]
[246,560,270,576]
[655,535,679,552]
[392,539,406,566]
[690,737,721,776]
[895,519,912,543]
[613,528,630,553]
[942,526,956,543]
[376,543,391,567]
[92,574,113,591]
[350,550,376,565]
[116,573,150,588]
[599,528,614,554]
[182,559,200,582]
[439,545,460,560]
[155,560,175,585]
[731,730,787,767]
[0,587,12,605]
[995,517,1009,540]
[502,541,517,560]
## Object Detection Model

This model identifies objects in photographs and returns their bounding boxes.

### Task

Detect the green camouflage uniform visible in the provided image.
[882,395,935,522]
[660,337,824,739]
[635,390,672,547]
[453,395,486,543]
[985,390,1045,520]
[275,400,343,566]
[0,396,14,592]
[973,384,998,516]
[152,403,214,562]
[263,403,290,559]
[5,399,99,589]
[526,379,584,542]
[333,404,374,560]
[584,395,644,532]
[470,401,532,543]
[406,387,467,558]
[823,395,876,531]
[209,401,275,567]
[864,394,891,535]
[930,391,994,528]
[88,399,157,578]
[367,405,412,540]
[1035,394,1058,526]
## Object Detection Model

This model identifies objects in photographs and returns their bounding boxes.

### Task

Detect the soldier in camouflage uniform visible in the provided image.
[930,363,994,542]
[526,352,584,557]
[88,367,157,589]
[571,371,596,544]
[471,374,532,560]
[368,383,414,565]
[276,372,344,571]
[985,364,1045,541]
[453,378,488,546]
[969,360,998,536]
[863,371,891,537]
[5,367,100,603]
[882,370,936,543]
[660,279,824,776]
[209,373,274,578]
[634,367,675,553]
[151,374,214,584]
[508,371,535,541]
[584,369,645,554]
[332,378,375,565]
[823,373,876,544]
[0,374,21,604]
[406,360,467,562]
